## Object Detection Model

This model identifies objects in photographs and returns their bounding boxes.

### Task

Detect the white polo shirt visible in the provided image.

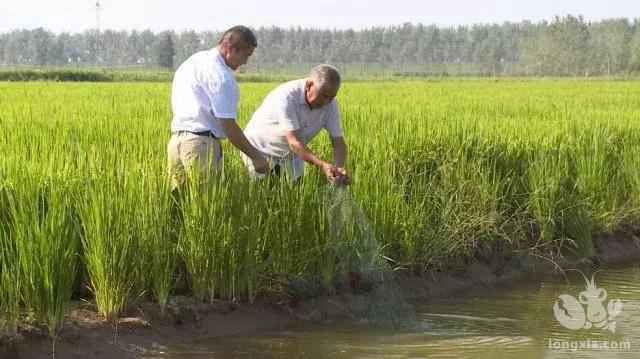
[244,79,344,159]
[170,48,239,139]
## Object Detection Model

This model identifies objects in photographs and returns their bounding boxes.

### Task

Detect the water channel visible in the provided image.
[151,264,640,358]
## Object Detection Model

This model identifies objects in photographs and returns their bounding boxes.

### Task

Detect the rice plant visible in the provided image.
[0,184,20,336]
[0,79,639,330]
[137,166,176,315]
[8,174,81,338]
[77,173,143,321]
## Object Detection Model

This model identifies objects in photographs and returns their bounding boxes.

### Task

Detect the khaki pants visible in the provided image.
[167,132,223,190]
[241,152,304,183]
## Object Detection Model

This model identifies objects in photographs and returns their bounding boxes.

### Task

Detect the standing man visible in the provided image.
[243,64,351,185]
[168,25,268,190]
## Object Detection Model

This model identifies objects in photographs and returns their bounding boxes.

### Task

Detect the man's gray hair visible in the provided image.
[310,64,341,91]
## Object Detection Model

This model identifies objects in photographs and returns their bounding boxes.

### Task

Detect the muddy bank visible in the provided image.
[289,232,640,323]
[3,232,640,359]
[2,297,295,359]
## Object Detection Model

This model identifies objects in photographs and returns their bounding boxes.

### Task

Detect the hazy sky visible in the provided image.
[1,0,638,33]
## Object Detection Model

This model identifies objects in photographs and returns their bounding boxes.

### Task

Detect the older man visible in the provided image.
[168,25,268,190]
[243,64,351,185]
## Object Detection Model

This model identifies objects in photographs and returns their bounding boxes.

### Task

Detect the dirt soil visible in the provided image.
[2,232,640,359]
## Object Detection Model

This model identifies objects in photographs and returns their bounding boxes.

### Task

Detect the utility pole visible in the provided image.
[95,1,101,65]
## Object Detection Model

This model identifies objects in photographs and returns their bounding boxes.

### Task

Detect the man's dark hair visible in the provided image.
[218,25,258,48]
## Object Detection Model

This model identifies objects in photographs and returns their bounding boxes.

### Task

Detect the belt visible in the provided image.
[174,130,218,139]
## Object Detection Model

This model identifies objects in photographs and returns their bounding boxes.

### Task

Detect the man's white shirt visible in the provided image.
[171,48,239,139]
[244,79,344,159]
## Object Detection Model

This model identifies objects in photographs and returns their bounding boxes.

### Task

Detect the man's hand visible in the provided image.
[285,131,350,184]
[333,167,352,186]
[220,119,269,176]
[321,163,351,185]
[320,162,338,183]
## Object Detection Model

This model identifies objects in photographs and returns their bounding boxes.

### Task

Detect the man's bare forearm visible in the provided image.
[220,119,262,159]
[286,132,327,168]
[331,137,348,168]
[290,140,325,167]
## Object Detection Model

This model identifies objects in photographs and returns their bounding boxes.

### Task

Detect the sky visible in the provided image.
[1,0,638,33]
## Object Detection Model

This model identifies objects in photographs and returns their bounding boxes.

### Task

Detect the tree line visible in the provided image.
[2,15,640,76]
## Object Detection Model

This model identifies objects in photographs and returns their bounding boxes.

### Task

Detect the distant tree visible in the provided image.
[474,25,506,75]
[305,29,320,64]
[175,30,201,65]
[30,28,53,65]
[357,28,376,65]
[2,17,640,76]
[153,31,176,69]
[629,27,640,72]
[589,19,632,75]
[199,31,219,49]
[378,28,394,67]
[518,21,547,75]
[48,33,69,65]
[140,30,157,64]
[5,30,31,64]
[398,23,418,70]
[100,30,128,65]
[67,33,86,64]
[83,29,100,64]
[425,26,443,65]
[126,30,142,64]
[0,34,6,64]
[546,15,591,76]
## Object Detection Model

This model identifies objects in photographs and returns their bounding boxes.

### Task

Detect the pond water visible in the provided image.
[153,265,640,358]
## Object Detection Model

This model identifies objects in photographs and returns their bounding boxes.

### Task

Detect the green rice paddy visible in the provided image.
[1,79,639,337]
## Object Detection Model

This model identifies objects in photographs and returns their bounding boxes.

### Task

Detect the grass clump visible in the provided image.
[77,174,143,321]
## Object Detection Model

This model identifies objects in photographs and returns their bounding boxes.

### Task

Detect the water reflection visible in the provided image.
[153,266,640,359]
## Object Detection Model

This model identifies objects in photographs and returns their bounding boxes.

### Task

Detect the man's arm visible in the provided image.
[285,130,337,182]
[322,102,350,184]
[220,119,268,173]
[330,136,348,168]
[330,136,351,185]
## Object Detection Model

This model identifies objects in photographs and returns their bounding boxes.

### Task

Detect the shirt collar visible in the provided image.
[213,48,233,72]
[296,79,308,106]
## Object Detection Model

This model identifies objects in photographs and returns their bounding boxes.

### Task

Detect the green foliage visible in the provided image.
[0,79,639,334]
[0,184,20,336]
[77,174,144,321]
[7,176,81,337]
[527,138,593,257]
[138,167,176,314]
[0,68,173,82]
[3,17,640,76]
[153,32,176,70]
